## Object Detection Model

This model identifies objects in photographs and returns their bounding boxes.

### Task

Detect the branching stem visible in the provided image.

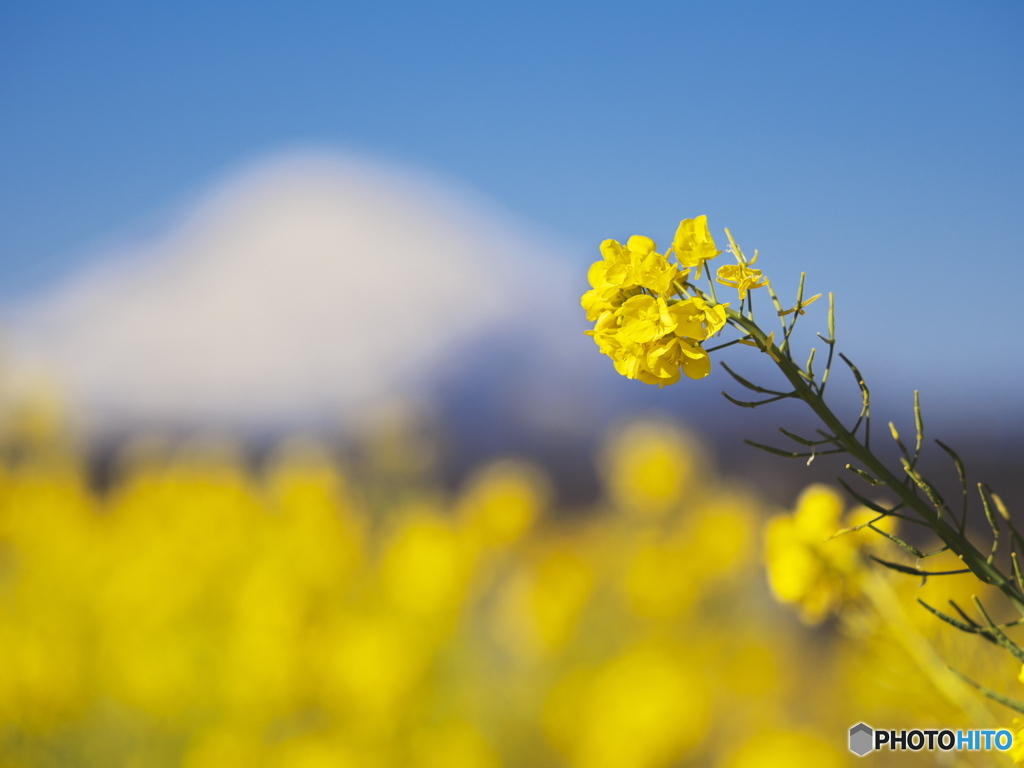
[722,306,1024,615]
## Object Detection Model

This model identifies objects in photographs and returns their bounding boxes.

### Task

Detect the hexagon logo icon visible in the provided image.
[849,723,874,756]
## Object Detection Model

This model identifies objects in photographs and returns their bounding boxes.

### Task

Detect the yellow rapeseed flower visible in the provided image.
[581,235,685,322]
[585,312,645,380]
[667,296,727,341]
[716,263,769,299]
[672,215,721,272]
[643,336,710,384]
[764,484,895,625]
[597,236,680,296]
[616,295,679,344]
[580,286,623,322]
[583,217,734,385]
[585,304,712,386]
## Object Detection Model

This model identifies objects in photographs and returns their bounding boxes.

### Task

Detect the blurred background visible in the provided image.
[1,1,1023,765]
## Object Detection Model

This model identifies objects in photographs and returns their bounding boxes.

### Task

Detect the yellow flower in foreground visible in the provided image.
[592,236,680,297]
[643,336,710,384]
[616,295,679,344]
[672,215,721,272]
[580,285,623,322]
[586,328,710,386]
[586,311,643,378]
[586,298,712,386]
[716,263,769,299]
[583,218,732,384]
[667,296,728,341]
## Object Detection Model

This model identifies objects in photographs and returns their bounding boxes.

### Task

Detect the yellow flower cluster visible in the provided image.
[581,217,727,385]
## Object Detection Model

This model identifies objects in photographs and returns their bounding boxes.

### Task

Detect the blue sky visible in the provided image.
[1,0,1023,410]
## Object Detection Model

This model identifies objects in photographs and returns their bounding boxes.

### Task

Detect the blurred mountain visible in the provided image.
[1,151,1021,513]
[1,152,601,433]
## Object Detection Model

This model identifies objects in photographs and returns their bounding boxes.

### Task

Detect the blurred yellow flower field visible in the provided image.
[0,418,1017,766]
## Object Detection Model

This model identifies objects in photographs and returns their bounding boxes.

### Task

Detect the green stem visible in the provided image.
[724,306,1024,616]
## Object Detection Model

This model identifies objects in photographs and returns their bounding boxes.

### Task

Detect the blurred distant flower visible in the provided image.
[379,506,474,624]
[458,459,549,550]
[544,641,710,768]
[603,420,699,517]
[0,415,1013,765]
[718,730,845,768]
[492,541,596,659]
[764,484,894,625]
